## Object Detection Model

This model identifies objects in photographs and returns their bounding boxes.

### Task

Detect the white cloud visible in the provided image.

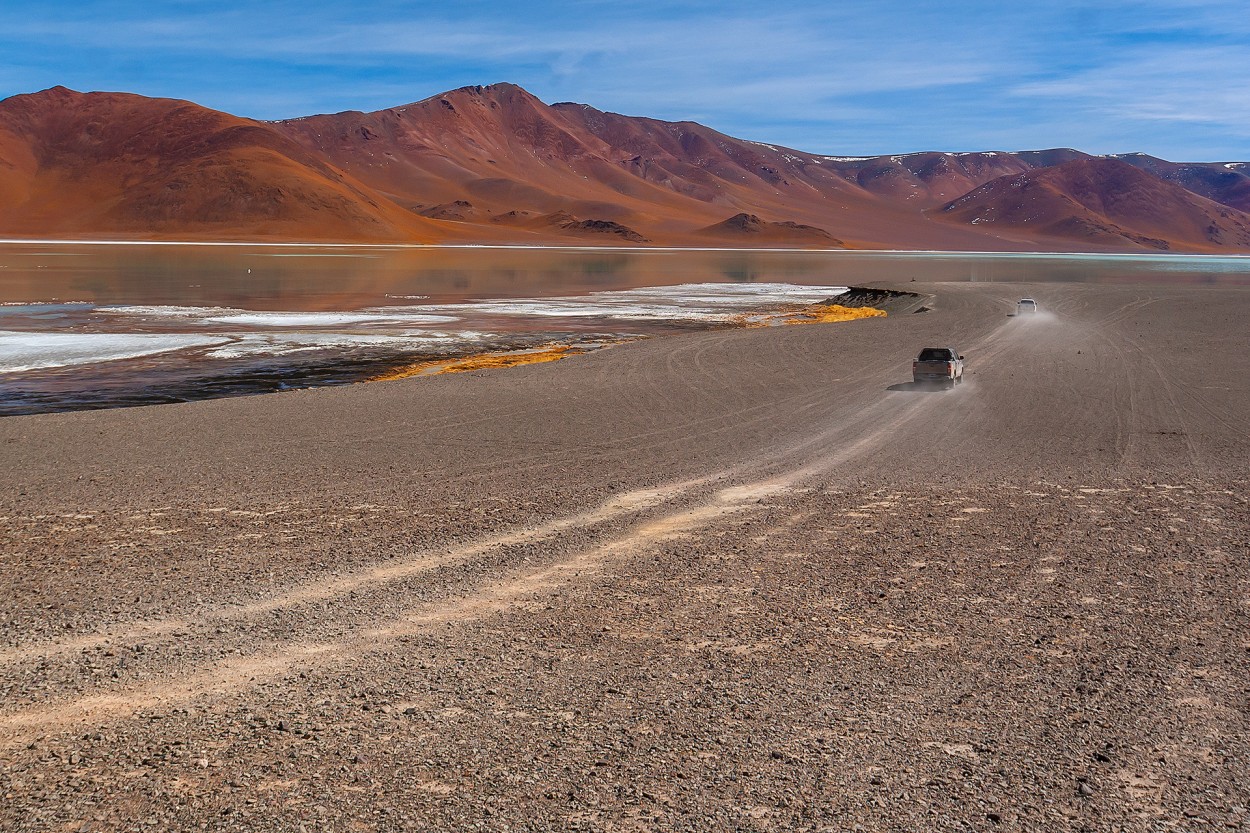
[1014,46,1250,130]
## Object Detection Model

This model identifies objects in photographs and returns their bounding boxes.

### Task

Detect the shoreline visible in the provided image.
[3,237,1250,259]
[0,295,885,418]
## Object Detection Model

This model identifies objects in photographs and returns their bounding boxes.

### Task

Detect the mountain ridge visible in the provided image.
[936,158,1250,250]
[1,83,1247,252]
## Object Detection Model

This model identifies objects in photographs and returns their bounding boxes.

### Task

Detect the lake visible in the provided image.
[2,243,1248,416]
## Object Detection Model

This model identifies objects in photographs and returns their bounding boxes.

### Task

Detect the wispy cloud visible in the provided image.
[1015,46,1250,125]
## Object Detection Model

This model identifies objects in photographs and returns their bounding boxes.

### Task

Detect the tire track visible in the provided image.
[0,333,961,741]
[0,480,784,742]
[0,476,711,667]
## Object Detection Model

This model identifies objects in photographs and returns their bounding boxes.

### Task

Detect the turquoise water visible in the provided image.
[2,244,1248,416]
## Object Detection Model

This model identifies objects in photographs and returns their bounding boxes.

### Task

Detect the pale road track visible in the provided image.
[1,280,1248,831]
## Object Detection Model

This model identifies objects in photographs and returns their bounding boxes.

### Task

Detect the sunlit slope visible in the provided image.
[272,84,1027,250]
[0,87,455,242]
[1,83,1248,250]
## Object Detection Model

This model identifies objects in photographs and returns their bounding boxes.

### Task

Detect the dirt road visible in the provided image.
[2,281,1247,831]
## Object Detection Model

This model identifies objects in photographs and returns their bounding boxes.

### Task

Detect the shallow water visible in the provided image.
[2,243,1248,416]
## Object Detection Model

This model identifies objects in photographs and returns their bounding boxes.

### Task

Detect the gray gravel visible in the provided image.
[2,281,1248,831]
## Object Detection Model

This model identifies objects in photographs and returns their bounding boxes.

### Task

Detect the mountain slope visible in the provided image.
[0,83,1247,251]
[935,158,1250,251]
[1113,153,1250,213]
[0,87,452,241]
[271,84,1036,249]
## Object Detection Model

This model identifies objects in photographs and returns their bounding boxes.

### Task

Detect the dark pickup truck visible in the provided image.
[913,347,964,388]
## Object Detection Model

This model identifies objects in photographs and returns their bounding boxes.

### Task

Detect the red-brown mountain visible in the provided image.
[1112,153,1250,213]
[0,86,462,241]
[1,83,1248,251]
[271,84,1066,249]
[697,213,841,245]
[935,158,1250,251]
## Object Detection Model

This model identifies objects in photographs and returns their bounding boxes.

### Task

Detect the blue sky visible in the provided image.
[1,0,1246,161]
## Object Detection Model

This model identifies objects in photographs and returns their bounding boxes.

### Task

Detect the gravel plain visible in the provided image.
[2,280,1248,832]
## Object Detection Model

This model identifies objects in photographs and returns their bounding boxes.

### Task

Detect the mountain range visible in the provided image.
[1,82,1248,252]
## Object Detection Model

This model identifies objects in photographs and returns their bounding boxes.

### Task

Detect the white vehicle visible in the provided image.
[1017,298,1038,315]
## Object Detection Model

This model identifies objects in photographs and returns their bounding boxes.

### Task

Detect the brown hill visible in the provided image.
[521,96,1053,249]
[416,200,481,221]
[1,83,1247,252]
[1113,153,1250,213]
[270,84,1017,250]
[698,213,842,245]
[815,152,1036,207]
[935,158,1250,251]
[491,209,649,243]
[0,87,468,242]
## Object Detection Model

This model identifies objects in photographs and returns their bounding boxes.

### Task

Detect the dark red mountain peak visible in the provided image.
[1,85,85,111]
[440,82,536,103]
[33,85,79,99]
[10,85,81,102]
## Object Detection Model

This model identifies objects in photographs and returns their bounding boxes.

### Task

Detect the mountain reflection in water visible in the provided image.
[2,244,1247,416]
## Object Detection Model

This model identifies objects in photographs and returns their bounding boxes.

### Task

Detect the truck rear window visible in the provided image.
[918,348,951,362]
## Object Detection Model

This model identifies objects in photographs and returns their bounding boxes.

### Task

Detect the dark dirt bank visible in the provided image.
[2,281,1248,831]
[829,286,935,315]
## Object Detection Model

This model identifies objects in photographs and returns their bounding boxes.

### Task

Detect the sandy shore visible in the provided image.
[2,281,1248,831]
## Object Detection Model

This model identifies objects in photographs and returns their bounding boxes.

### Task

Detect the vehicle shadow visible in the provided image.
[887,381,952,392]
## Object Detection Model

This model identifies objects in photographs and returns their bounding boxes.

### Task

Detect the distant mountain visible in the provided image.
[936,158,1250,250]
[269,84,1019,250]
[1,83,1248,252]
[1112,153,1250,213]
